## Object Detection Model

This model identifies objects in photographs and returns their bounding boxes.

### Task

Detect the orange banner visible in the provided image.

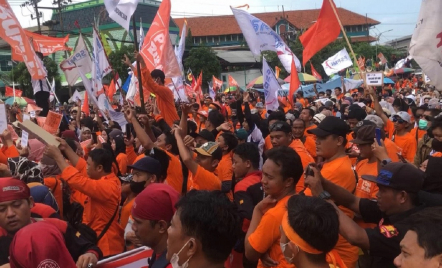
[212,76,223,89]
[12,32,71,61]
[43,111,62,135]
[228,75,239,87]
[0,0,46,79]
[139,0,180,78]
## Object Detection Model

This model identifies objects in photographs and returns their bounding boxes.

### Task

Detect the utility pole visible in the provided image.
[22,0,43,33]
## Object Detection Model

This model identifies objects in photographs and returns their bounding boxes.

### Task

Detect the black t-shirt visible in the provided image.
[359,198,426,268]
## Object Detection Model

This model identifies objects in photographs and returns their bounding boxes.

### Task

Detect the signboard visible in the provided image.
[21,131,28,148]
[0,104,7,134]
[18,120,60,147]
[365,72,384,86]
[43,110,63,135]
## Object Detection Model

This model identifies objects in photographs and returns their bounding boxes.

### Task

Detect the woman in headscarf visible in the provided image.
[9,221,77,268]
[7,156,43,184]
[27,139,45,163]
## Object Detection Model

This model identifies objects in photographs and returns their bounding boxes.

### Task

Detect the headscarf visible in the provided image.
[9,221,77,268]
[132,183,179,222]
[28,184,59,212]
[7,157,43,184]
[28,139,45,162]
[61,130,79,142]
[40,155,61,177]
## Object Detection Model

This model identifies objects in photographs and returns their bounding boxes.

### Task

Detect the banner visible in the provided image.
[96,247,152,268]
[43,111,62,135]
[321,48,353,76]
[209,82,216,100]
[231,7,301,72]
[91,27,112,95]
[60,34,93,86]
[25,31,71,55]
[139,0,181,78]
[175,20,187,74]
[212,76,223,90]
[262,58,280,111]
[104,0,140,32]
[0,0,46,79]
[378,52,387,65]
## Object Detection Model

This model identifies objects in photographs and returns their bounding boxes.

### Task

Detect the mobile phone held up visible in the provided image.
[375,128,382,146]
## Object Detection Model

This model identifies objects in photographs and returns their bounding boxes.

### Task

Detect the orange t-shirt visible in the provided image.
[302,136,317,158]
[163,150,184,194]
[216,153,234,201]
[264,135,272,152]
[126,145,138,166]
[44,176,64,219]
[248,195,294,268]
[409,127,426,144]
[288,139,314,193]
[304,124,317,139]
[385,120,395,140]
[384,138,400,162]
[0,145,20,164]
[392,133,417,162]
[187,165,221,191]
[354,159,379,200]
[116,153,129,175]
[119,197,135,230]
[305,156,358,268]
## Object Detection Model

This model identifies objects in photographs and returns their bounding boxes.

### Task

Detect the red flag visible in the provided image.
[15,89,22,97]
[289,59,301,105]
[310,62,322,80]
[139,0,180,77]
[228,75,239,87]
[212,76,223,89]
[5,86,13,97]
[82,91,90,116]
[195,71,203,100]
[107,73,118,100]
[299,0,340,66]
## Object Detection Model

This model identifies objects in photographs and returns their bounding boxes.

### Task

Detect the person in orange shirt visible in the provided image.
[268,121,314,193]
[173,127,221,191]
[45,140,124,257]
[410,109,439,145]
[292,118,316,158]
[245,147,304,268]
[295,90,309,108]
[111,136,128,175]
[217,132,238,201]
[0,129,20,164]
[334,87,345,101]
[307,116,359,268]
[123,54,179,126]
[299,108,317,139]
[263,111,286,153]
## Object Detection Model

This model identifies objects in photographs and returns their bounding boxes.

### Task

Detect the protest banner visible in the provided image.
[43,111,63,135]
[18,120,60,147]
[262,58,281,111]
[365,72,384,87]
[0,104,7,134]
[21,131,28,148]
[104,0,139,32]
[321,48,353,76]
[96,246,152,268]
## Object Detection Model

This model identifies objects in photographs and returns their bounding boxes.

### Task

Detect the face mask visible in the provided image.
[431,138,442,152]
[130,181,146,194]
[208,109,213,113]
[418,119,428,130]
[280,241,294,263]
[170,239,193,268]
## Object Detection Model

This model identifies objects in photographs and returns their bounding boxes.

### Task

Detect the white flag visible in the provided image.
[168,76,188,102]
[91,27,112,95]
[139,18,144,51]
[175,21,187,74]
[409,0,442,90]
[78,68,100,109]
[262,58,281,112]
[321,48,353,76]
[104,0,140,32]
[231,7,301,72]
[60,34,92,86]
[70,89,83,102]
[208,82,216,100]
[125,73,138,103]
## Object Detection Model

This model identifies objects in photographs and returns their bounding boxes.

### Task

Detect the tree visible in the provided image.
[184,46,221,89]
[107,44,135,83]
[185,28,193,48]
[9,57,60,98]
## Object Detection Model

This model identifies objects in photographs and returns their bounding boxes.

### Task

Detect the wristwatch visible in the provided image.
[319,191,331,200]
[381,159,392,167]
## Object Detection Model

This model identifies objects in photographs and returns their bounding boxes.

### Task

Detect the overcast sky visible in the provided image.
[10,0,421,44]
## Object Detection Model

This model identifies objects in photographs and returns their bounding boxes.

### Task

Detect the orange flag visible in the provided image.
[0,0,46,79]
[310,62,322,80]
[289,58,301,105]
[275,66,281,79]
[139,0,180,78]
[82,91,90,116]
[228,75,239,87]
[195,71,204,101]
[108,79,117,100]
[299,0,340,66]
[5,86,13,97]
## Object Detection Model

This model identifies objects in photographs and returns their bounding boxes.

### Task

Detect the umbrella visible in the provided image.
[394,68,415,74]
[5,97,35,107]
[384,77,395,84]
[283,73,319,83]
[246,76,286,89]
[224,86,244,93]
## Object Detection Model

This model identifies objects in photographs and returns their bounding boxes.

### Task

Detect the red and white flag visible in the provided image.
[310,62,322,81]
[96,247,152,268]
[0,0,46,79]
[139,0,180,77]
[60,34,93,86]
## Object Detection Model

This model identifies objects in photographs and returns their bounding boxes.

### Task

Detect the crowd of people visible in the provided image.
[1,53,442,268]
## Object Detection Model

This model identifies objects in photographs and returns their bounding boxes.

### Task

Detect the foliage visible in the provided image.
[184,46,221,89]
[107,44,135,83]
[9,57,60,97]
[185,28,193,48]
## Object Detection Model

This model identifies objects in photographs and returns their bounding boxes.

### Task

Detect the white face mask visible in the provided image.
[280,241,295,263]
[170,239,194,268]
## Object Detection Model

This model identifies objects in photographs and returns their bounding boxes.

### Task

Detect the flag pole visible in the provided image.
[132,16,146,113]
[327,0,366,85]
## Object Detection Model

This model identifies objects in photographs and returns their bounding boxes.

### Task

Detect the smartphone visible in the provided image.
[126,124,132,140]
[375,128,382,145]
[91,133,97,144]
[305,164,315,177]
[397,153,407,163]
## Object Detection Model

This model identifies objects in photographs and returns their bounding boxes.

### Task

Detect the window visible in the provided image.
[222,75,227,82]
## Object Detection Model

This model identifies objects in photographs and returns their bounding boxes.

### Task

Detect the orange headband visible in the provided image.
[281,213,322,254]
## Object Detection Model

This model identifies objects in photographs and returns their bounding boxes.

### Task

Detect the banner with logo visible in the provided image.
[0,0,46,79]
[60,34,93,86]
[321,48,353,76]
[91,27,112,95]
[139,0,181,78]
[262,58,281,112]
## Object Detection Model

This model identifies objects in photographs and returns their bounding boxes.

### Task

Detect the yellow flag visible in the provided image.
[100,32,112,55]
[275,66,281,79]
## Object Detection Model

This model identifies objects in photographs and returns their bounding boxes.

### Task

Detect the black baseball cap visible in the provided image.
[361,162,424,193]
[307,116,350,137]
[351,124,376,145]
[127,156,161,176]
[269,121,292,133]
[190,129,215,142]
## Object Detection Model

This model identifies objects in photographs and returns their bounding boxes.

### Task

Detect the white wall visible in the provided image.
[220,69,262,89]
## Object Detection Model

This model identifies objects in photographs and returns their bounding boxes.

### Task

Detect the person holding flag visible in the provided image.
[32,52,51,117]
[123,53,179,126]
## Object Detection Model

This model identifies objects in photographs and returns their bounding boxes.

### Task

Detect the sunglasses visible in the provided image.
[269,122,285,132]
[392,117,406,124]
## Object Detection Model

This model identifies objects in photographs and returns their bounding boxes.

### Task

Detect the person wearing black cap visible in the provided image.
[305,161,426,268]
[191,129,215,148]
[306,116,359,268]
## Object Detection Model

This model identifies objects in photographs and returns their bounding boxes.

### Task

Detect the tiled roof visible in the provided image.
[174,8,380,37]
[349,36,378,43]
